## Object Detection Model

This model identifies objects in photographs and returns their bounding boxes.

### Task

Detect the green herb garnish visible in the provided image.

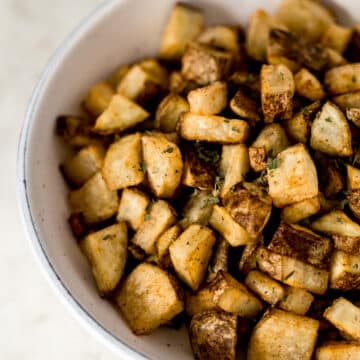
[194,142,221,165]
[102,234,111,240]
[303,108,310,117]
[163,147,174,153]
[138,162,147,173]
[325,117,332,123]
[353,263,359,269]
[144,199,155,221]
[352,75,357,83]
[267,157,280,170]
[208,196,220,205]
[284,271,295,280]
[340,199,349,210]
[215,176,224,191]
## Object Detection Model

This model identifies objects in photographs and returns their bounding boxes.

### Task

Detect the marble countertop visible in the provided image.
[0,1,123,359]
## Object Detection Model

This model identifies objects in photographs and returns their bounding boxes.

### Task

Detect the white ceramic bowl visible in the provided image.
[17,0,359,358]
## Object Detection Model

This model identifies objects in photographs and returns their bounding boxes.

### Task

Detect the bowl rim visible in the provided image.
[16,0,149,358]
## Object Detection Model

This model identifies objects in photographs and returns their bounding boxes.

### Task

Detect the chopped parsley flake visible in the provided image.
[102,235,111,240]
[284,271,295,280]
[352,75,357,83]
[267,157,280,170]
[138,162,147,173]
[163,147,174,153]
[325,117,332,123]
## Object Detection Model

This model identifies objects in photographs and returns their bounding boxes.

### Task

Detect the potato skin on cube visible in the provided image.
[281,196,320,224]
[324,63,360,95]
[315,342,360,360]
[278,286,314,315]
[116,263,184,335]
[83,81,114,117]
[294,68,325,101]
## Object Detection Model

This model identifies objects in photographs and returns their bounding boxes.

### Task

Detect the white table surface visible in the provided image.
[0,1,125,359]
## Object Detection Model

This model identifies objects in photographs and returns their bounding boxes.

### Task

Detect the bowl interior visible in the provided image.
[20,0,359,359]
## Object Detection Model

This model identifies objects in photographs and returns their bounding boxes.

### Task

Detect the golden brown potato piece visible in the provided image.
[281,196,320,224]
[247,308,319,360]
[230,89,260,123]
[160,3,204,61]
[80,223,127,296]
[219,144,249,197]
[346,108,360,128]
[155,225,182,268]
[249,147,267,172]
[316,342,360,360]
[329,250,360,290]
[324,297,360,342]
[107,64,130,89]
[349,190,360,221]
[61,144,104,187]
[169,224,215,291]
[187,81,227,115]
[223,182,272,240]
[142,134,183,198]
[83,81,114,117]
[189,311,237,360]
[268,223,332,270]
[132,200,176,255]
[207,237,229,282]
[178,113,249,144]
[116,263,184,335]
[102,133,144,190]
[185,286,219,317]
[278,286,314,315]
[116,188,150,231]
[154,93,189,132]
[245,270,284,305]
[238,241,262,275]
[261,64,295,123]
[321,24,352,54]
[268,144,318,208]
[181,42,233,85]
[326,47,348,69]
[139,58,169,88]
[347,165,360,191]
[94,94,149,134]
[69,172,118,224]
[325,64,360,95]
[169,71,198,95]
[333,91,360,111]
[294,68,325,101]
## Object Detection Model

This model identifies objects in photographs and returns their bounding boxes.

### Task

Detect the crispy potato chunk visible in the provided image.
[347,165,360,191]
[321,23,353,54]
[80,223,127,296]
[333,91,360,111]
[181,42,233,85]
[261,64,295,123]
[155,93,189,132]
[329,250,360,290]
[160,3,204,61]
[132,200,176,254]
[347,108,360,128]
[219,144,249,197]
[102,133,144,190]
[268,144,318,208]
[248,308,319,360]
[116,263,183,335]
[230,89,260,123]
[189,311,237,360]
[83,81,114,117]
[139,58,169,87]
[324,297,360,342]
[325,64,360,95]
[187,81,227,115]
[107,64,130,88]
[245,270,284,305]
[249,147,267,172]
[169,224,215,291]
[179,113,249,144]
[185,286,219,317]
[294,68,325,101]
[94,94,149,134]
[142,134,183,198]
[69,172,118,224]
[61,144,104,187]
[278,286,314,315]
[349,190,360,221]
[116,188,149,231]
[281,196,320,224]
[238,241,262,275]
[155,225,182,268]
[207,237,229,282]
[316,342,360,360]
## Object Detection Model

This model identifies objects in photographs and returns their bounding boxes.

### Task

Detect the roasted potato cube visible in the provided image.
[230,89,260,123]
[238,241,262,275]
[107,64,130,89]
[139,58,169,88]
[347,165,360,191]
[329,250,360,290]
[268,222,332,269]
[207,237,229,282]
[278,286,314,315]
[155,225,182,268]
[321,23,352,54]
[116,188,149,231]
[116,263,183,335]
[249,146,267,172]
[268,144,319,208]
[61,144,104,187]
[281,196,320,224]
[325,64,360,95]
[169,70,198,95]
[83,81,114,117]
[316,342,360,360]
[69,172,118,224]
[256,247,329,294]
[294,68,325,101]
[132,200,176,254]
[347,108,360,128]
[245,270,284,305]
[326,47,348,68]
[178,113,249,144]
[94,94,149,134]
[102,133,144,190]
[219,144,249,197]
[154,93,189,132]
[160,3,204,61]
[185,286,219,317]
[169,224,215,291]
[248,308,319,360]
[349,190,360,221]
[80,223,127,296]
[198,25,239,51]
[333,91,360,111]
[209,205,254,247]
[189,311,237,360]
[223,182,272,240]
[187,81,227,115]
[275,0,334,41]
[324,297,360,342]
[181,42,233,85]
[261,64,295,123]
[142,134,183,198]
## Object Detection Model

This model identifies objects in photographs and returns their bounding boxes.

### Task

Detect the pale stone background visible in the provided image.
[0,1,124,359]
